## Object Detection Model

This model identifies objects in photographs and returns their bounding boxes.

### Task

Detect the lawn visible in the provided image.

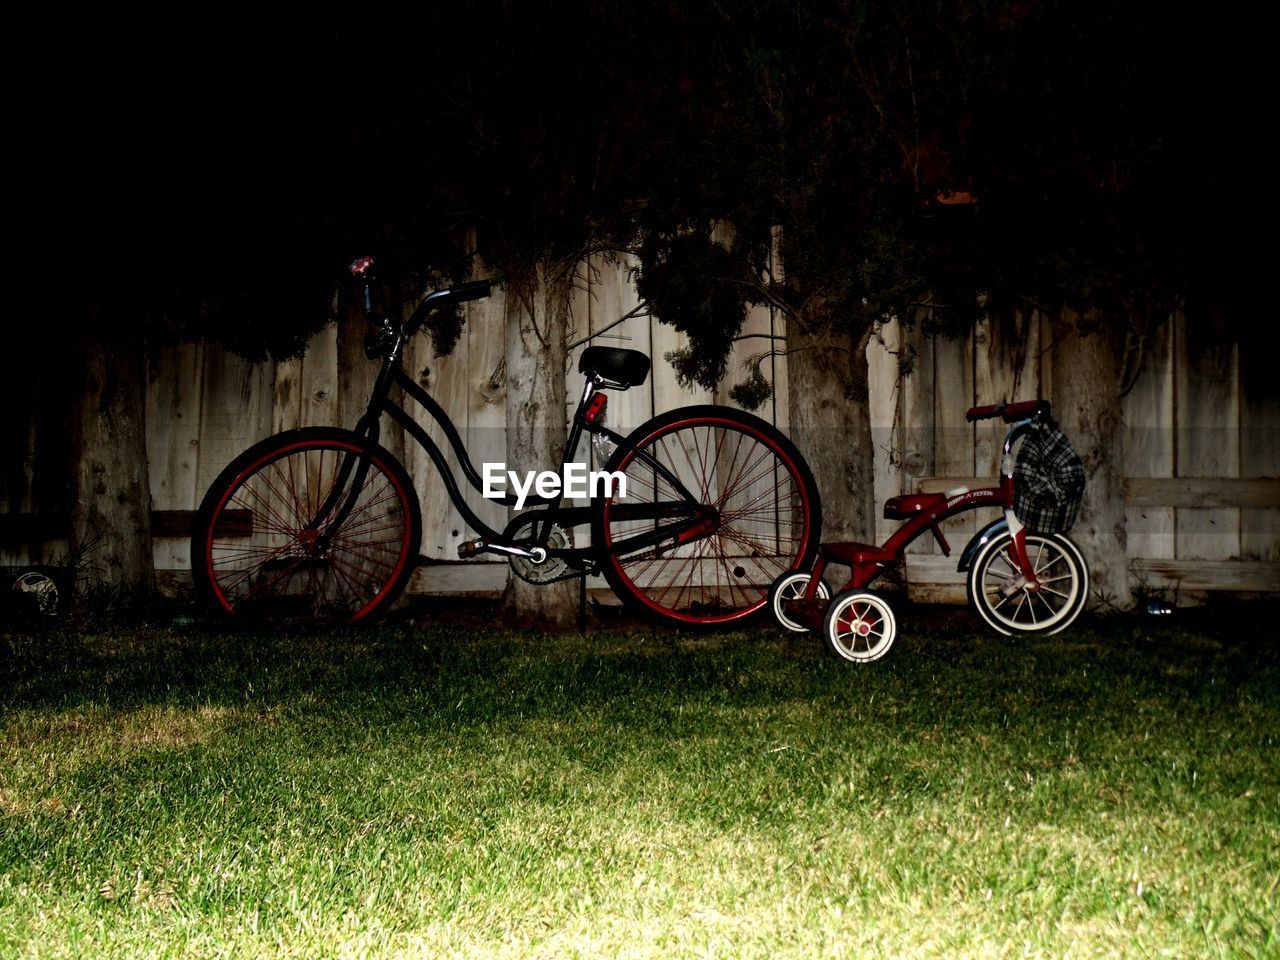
[1,604,1277,959]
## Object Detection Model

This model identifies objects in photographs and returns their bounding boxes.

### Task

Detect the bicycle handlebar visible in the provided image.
[349,256,494,338]
[449,280,493,304]
[965,400,1049,423]
[348,256,492,308]
[404,280,493,337]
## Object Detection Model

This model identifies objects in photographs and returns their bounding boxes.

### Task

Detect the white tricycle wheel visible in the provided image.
[822,590,897,663]
[966,531,1088,636]
[768,571,831,633]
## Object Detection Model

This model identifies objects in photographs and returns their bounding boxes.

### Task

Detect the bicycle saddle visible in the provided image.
[578,346,651,389]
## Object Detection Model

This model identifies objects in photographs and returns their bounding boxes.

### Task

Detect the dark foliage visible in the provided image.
[634,232,749,391]
[628,2,1256,388]
[13,4,1254,366]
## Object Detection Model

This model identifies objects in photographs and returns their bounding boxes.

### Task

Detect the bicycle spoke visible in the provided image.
[239,553,310,603]
[1010,598,1030,623]
[1037,583,1073,600]
[1030,589,1061,620]
[653,550,699,607]
[228,486,304,540]
[218,555,292,599]
[991,550,1018,578]
[665,541,707,613]
[718,446,780,506]
[987,588,1016,612]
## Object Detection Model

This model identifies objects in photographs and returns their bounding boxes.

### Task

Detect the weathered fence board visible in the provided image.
[1123,478,1280,509]
[298,323,339,430]
[463,271,511,555]
[1130,559,1280,593]
[1175,314,1239,560]
[581,254,652,440]
[1239,343,1280,562]
[903,554,967,605]
[1121,318,1176,560]
[408,292,471,561]
[867,322,902,547]
[146,342,205,571]
[901,319,936,560]
[933,329,977,554]
[195,347,272,509]
[271,354,304,434]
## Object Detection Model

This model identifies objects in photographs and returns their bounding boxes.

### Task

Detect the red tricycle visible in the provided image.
[769,400,1089,662]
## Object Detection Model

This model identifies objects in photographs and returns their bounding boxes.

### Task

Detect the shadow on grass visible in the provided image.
[3,599,1277,739]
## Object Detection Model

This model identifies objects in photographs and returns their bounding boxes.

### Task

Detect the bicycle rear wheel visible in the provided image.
[192,428,421,624]
[592,406,821,627]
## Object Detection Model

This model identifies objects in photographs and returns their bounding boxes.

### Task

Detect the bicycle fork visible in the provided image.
[301,413,383,560]
[998,424,1042,595]
[1001,511,1042,595]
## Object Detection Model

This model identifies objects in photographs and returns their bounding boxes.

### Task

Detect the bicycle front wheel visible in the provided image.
[592,406,821,627]
[192,428,422,624]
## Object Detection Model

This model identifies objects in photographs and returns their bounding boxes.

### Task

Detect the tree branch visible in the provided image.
[565,301,651,350]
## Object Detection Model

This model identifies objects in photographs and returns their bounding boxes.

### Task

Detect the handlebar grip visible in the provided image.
[966,403,1003,422]
[451,280,492,303]
[965,400,1050,422]
[1002,400,1048,421]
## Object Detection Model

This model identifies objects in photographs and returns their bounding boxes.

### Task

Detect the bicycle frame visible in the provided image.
[799,416,1041,598]
[316,323,713,576]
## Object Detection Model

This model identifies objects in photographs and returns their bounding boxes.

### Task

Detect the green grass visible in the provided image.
[1,608,1277,958]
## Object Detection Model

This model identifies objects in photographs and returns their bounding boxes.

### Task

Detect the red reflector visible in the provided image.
[349,255,375,277]
[584,393,608,424]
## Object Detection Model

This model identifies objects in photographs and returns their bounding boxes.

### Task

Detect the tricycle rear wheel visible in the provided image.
[822,590,897,663]
[768,571,830,633]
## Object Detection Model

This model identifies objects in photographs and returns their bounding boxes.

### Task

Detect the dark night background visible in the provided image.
[16,5,1258,340]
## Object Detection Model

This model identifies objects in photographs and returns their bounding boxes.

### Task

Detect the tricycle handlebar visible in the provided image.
[965,400,1049,423]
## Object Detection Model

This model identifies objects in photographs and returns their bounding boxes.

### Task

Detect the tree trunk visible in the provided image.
[69,327,156,591]
[497,263,577,629]
[1050,314,1131,611]
[786,325,875,546]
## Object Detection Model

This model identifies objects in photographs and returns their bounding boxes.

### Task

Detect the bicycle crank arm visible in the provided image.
[457,539,547,562]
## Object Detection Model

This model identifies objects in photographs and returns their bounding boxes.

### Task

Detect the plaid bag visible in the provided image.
[1013,419,1086,534]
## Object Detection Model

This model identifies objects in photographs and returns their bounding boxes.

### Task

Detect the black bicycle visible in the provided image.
[191,258,822,627]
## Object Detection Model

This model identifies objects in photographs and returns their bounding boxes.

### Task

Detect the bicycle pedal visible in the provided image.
[457,538,487,559]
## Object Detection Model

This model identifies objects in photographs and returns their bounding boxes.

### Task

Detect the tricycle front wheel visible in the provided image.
[966,531,1088,636]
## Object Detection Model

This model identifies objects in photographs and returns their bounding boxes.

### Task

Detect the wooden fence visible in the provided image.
[2,256,1277,602]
